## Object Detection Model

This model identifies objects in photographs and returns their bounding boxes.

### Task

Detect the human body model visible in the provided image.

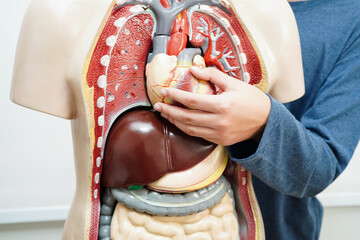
[11,0,304,239]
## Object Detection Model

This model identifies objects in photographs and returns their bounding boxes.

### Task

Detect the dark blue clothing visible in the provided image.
[228,0,360,239]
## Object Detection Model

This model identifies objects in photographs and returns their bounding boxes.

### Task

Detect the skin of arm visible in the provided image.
[153,66,271,146]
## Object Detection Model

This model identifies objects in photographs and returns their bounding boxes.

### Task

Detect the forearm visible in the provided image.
[229,96,357,198]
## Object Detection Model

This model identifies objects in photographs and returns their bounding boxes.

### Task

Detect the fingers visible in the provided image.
[162,111,218,141]
[154,102,217,128]
[162,109,233,146]
[190,66,240,91]
[158,88,220,112]
[153,101,222,143]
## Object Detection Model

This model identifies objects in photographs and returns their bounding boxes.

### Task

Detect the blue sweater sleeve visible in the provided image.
[228,27,360,198]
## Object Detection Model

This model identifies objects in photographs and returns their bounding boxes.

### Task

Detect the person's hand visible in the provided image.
[153,67,271,146]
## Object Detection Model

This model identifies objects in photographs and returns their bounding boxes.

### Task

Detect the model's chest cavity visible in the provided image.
[86,1,265,188]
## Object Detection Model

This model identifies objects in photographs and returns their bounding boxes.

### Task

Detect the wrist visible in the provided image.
[251,92,271,143]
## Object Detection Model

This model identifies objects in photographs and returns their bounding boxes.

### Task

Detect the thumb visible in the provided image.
[190,66,238,92]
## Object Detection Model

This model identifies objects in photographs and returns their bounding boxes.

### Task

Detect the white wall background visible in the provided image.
[0,0,75,233]
[0,1,359,239]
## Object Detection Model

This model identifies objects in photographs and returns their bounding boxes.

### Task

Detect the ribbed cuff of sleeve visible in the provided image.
[228,94,282,170]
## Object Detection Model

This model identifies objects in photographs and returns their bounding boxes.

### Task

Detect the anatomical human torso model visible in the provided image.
[11,0,304,239]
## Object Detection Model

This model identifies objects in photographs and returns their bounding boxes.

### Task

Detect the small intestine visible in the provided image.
[111,193,239,240]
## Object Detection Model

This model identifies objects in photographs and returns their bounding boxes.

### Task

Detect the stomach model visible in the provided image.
[83,0,267,239]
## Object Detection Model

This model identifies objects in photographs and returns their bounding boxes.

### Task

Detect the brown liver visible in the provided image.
[102,110,216,188]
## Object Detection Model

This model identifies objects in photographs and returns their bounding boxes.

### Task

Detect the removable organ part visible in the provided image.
[102,110,216,188]
[146,51,216,106]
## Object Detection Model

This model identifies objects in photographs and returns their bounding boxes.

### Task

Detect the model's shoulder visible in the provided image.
[23,0,114,47]
[25,0,75,31]
[233,0,292,12]
[28,0,110,22]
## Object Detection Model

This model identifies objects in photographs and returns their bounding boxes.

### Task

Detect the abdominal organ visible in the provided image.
[83,0,267,239]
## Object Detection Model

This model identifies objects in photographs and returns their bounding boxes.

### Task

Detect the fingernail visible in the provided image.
[153,103,161,112]
[160,88,168,97]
